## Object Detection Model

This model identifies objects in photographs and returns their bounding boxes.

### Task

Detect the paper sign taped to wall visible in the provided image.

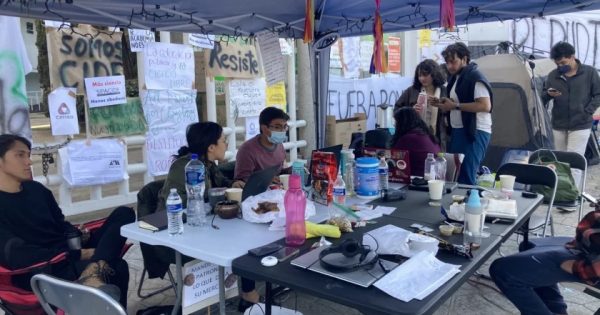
[144,42,195,90]
[227,78,266,118]
[59,139,128,187]
[48,87,79,136]
[182,260,238,308]
[84,75,127,108]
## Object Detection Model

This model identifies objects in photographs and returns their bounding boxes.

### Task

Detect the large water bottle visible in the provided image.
[463,189,483,247]
[166,188,184,235]
[284,174,306,246]
[333,168,346,205]
[185,154,206,227]
[435,153,447,181]
[424,153,437,180]
[378,152,389,196]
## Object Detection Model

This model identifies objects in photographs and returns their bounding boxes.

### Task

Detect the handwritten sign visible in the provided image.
[47,24,123,93]
[266,82,286,111]
[188,33,215,49]
[84,75,126,108]
[48,87,79,136]
[227,78,266,119]
[182,260,237,308]
[128,29,155,52]
[88,97,147,137]
[257,31,285,85]
[59,139,128,187]
[144,42,195,90]
[205,40,262,79]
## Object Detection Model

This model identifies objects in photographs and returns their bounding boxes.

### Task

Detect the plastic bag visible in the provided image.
[241,189,316,223]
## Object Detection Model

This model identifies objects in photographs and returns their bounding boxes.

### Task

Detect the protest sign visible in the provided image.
[188,33,215,49]
[128,29,155,52]
[59,139,128,187]
[145,132,187,176]
[182,260,238,311]
[144,42,195,90]
[47,24,123,93]
[205,40,262,79]
[257,31,285,85]
[227,78,266,119]
[84,75,126,108]
[328,76,411,130]
[48,87,79,136]
[388,37,401,73]
[265,82,286,111]
[88,97,147,137]
[245,116,259,140]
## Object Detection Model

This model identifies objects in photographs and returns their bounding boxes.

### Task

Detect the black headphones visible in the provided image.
[319,238,379,272]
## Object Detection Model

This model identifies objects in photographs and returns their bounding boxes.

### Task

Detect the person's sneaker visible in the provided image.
[557,206,577,212]
[77,260,115,288]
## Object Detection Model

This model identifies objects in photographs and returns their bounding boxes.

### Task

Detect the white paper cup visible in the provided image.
[428,180,444,201]
[225,188,243,203]
[499,175,516,191]
[279,174,290,190]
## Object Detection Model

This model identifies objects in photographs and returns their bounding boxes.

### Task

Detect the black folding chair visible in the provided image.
[495,163,557,237]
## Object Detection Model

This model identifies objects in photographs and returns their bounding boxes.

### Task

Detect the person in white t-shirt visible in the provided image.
[430,42,493,185]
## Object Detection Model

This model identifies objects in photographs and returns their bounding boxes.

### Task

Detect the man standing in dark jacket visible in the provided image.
[432,42,493,184]
[543,42,600,159]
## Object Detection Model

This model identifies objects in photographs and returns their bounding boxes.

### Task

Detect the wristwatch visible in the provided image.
[455,102,460,110]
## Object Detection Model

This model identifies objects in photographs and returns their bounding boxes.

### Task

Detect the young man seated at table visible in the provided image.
[490,199,600,315]
[234,107,291,183]
[0,134,135,308]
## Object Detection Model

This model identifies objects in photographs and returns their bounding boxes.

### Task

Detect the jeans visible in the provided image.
[490,237,580,315]
[448,128,491,185]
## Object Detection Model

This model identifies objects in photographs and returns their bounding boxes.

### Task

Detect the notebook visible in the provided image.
[138,211,187,232]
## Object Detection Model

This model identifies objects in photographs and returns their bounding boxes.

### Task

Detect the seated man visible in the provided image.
[0,134,135,307]
[490,199,600,315]
[235,107,290,182]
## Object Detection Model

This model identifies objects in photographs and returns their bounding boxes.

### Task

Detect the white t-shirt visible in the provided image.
[449,77,492,133]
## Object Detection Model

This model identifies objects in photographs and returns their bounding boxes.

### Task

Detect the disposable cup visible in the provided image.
[499,175,516,191]
[225,188,243,203]
[279,174,290,190]
[428,180,444,201]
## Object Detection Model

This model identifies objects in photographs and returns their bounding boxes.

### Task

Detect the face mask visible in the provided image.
[268,131,287,144]
[558,64,571,74]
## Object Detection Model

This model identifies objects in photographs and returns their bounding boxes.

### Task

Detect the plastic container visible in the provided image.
[185,154,206,227]
[435,153,447,181]
[424,153,436,180]
[292,161,307,186]
[355,157,379,199]
[343,150,355,197]
[166,188,184,235]
[284,174,306,246]
[333,168,346,205]
[463,189,483,247]
[378,153,389,195]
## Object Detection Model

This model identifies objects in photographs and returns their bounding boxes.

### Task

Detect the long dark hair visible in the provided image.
[0,134,31,158]
[175,122,223,162]
[391,107,438,145]
[412,59,446,91]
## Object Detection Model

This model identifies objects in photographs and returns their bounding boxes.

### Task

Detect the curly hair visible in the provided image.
[550,41,575,60]
[442,42,471,63]
[391,107,438,146]
[412,59,446,90]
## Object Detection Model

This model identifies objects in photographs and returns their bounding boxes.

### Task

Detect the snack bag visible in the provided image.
[310,151,337,205]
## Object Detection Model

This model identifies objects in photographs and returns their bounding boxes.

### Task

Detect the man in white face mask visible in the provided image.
[234,107,291,182]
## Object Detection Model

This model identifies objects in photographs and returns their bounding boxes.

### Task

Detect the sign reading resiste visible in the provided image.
[205,40,262,79]
[84,75,126,108]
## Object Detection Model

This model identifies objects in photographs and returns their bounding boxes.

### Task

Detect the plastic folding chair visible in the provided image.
[495,163,558,237]
[529,150,587,221]
[30,274,126,315]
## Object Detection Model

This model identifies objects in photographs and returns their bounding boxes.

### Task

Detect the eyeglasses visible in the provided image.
[268,124,289,132]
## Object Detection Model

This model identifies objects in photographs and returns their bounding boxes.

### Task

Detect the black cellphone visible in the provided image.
[272,247,300,262]
[522,191,538,199]
[248,243,283,257]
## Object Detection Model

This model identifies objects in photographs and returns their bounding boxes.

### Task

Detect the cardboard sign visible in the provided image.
[88,97,147,137]
[257,31,285,85]
[188,33,215,49]
[84,75,126,108]
[205,40,262,79]
[59,139,128,187]
[265,82,286,111]
[47,24,123,93]
[227,78,266,118]
[144,42,195,90]
[182,260,238,308]
[48,87,79,136]
[128,29,155,52]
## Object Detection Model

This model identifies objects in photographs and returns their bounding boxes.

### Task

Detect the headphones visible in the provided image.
[319,238,379,272]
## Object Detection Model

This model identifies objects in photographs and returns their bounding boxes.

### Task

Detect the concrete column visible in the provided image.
[296,39,316,159]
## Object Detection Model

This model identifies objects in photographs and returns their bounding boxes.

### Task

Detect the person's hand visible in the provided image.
[436,97,456,111]
[78,225,91,244]
[413,103,424,114]
[560,259,575,274]
[80,248,95,260]
[232,180,245,189]
[427,95,440,106]
[271,176,281,185]
[547,88,562,98]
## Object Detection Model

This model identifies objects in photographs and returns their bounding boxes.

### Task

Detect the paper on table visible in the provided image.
[373,251,460,302]
[356,208,383,220]
[374,206,396,215]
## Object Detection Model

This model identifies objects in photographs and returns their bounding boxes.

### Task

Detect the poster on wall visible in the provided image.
[182,260,238,309]
[59,139,128,187]
[48,87,79,136]
[256,31,285,85]
[128,29,155,52]
[245,116,259,140]
[188,33,215,49]
[88,97,147,137]
[204,39,262,79]
[388,37,402,73]
[47,24,123,93]
[227,78,266,118]
[265,82,286,112]
[143,42,195,90]
[84,75,127,108]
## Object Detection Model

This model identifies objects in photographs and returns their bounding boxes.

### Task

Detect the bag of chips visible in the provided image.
[310,151,338,205]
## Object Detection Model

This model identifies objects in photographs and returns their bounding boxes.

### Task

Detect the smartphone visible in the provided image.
[582,192,598,204]
[248,243,283,257]
[272,247,300,262]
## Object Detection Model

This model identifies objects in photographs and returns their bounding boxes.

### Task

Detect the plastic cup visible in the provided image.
[279,174,290,190]
[225,188,243,203]
[428,180,444,201]
[65,228,82,250]
[499,175,516,191]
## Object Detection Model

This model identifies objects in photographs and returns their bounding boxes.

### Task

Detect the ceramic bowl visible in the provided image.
[214,200,240,219]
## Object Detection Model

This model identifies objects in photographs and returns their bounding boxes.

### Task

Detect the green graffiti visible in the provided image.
[0,51,28,104]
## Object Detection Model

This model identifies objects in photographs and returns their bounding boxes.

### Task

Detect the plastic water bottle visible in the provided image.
[344,151,355,197]
[166,188,184,235]
[284,174,306,246]
[424,153,437,180]
[333,168,346,205]
[463,189,483,247]
[378,152,389,196]
[185,154,206,227]
[435,153,447,181]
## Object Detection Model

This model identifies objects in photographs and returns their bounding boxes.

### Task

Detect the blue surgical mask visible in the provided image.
[268,131,287,144]
[558,64,571,74]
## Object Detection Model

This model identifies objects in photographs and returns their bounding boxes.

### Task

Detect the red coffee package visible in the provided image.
[310,151,338,205]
